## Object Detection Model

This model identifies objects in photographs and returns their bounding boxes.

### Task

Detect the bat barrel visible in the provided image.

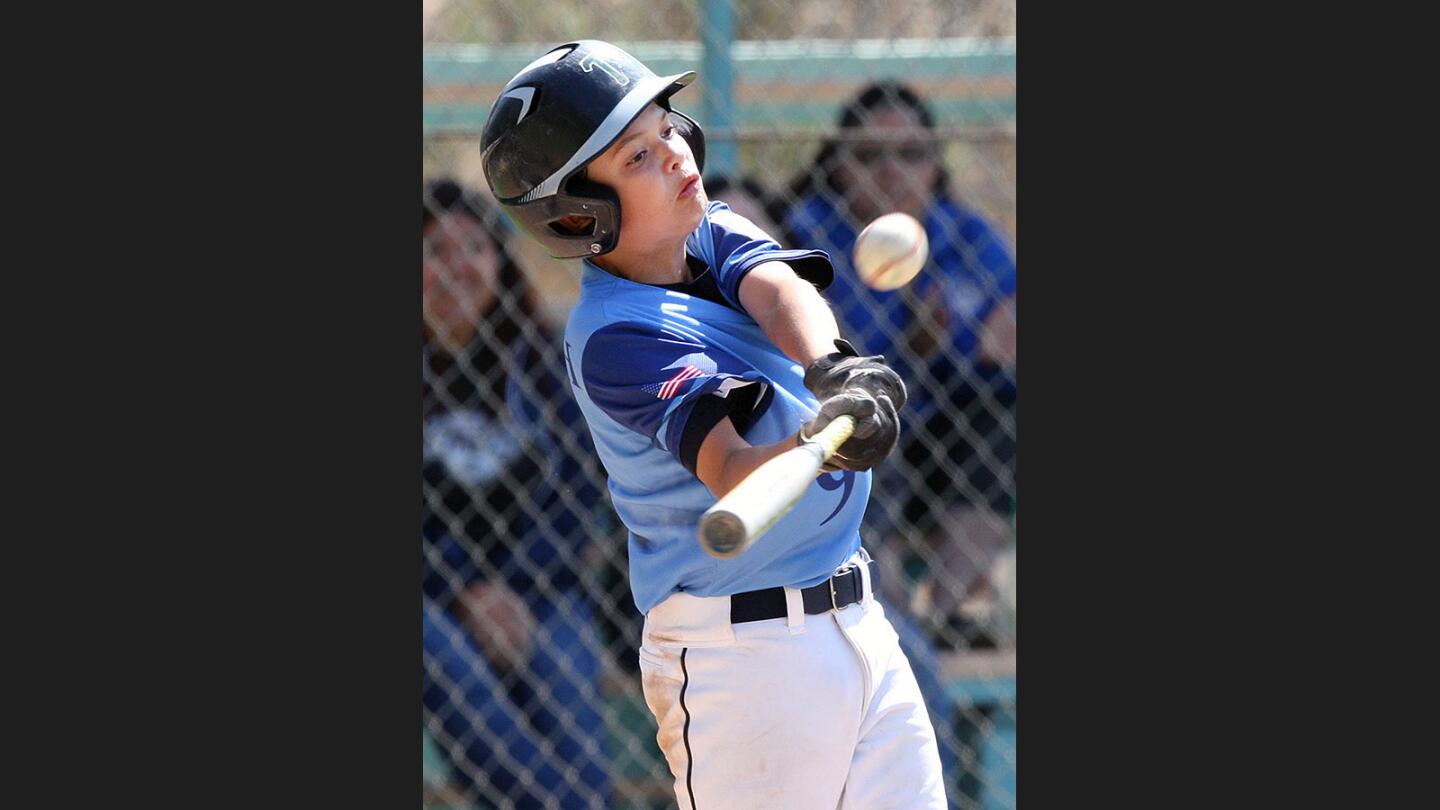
[696,415,857,560]
[697,510,748,559]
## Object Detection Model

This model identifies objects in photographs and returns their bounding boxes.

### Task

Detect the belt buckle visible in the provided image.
[830,563,856,612]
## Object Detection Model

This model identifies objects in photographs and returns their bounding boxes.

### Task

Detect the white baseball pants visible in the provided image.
[637,551,949,809]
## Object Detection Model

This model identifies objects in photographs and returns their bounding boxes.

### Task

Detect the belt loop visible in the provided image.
[856,549,874,606]
[783,586,806,634]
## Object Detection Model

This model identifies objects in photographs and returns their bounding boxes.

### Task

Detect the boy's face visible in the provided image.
[586,102,707,255]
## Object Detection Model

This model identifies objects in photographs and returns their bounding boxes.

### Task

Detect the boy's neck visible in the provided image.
[595,241,690,286]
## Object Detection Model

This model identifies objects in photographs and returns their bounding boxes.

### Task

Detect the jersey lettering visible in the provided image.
[816,471,856,525]
[563,340,579,389]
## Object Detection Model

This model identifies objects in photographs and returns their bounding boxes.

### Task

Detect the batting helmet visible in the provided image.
[480,40,706,259]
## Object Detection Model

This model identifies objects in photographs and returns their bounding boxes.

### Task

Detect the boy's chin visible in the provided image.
[681,194,709,225]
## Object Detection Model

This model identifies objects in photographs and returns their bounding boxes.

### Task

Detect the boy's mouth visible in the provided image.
[677,174,701,200]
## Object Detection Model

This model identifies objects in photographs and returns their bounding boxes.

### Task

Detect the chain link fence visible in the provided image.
[423,2,1015,807]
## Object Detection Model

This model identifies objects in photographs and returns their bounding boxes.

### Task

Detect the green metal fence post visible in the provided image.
[699,0,738,178]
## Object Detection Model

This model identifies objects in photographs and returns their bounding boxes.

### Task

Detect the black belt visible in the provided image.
[729,561,871,624]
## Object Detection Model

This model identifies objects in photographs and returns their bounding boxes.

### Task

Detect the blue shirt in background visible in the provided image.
[784,193,1017,421]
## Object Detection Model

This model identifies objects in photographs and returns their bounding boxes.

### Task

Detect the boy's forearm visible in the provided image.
[742,261,842,366]
[709,432,805,498]
[697,415,812,499]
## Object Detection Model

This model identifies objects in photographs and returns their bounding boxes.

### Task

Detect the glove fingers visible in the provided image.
[850,392,877,421]
[820,390,875,421]
[803,343,905,472]
[804,340,906,410]
[854,393,897,439]
[852,366,908,411]
[874,392,898,421]
[851,412,880,440]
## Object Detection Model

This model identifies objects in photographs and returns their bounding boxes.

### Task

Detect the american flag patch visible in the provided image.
[657,364,704,399]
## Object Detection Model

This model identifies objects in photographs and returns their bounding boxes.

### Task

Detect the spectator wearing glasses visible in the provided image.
[780,81,1018,799]
[782,81,1017,651]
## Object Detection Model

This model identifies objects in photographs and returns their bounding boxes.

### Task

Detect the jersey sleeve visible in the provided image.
[580,320,775,474]
[688,200,834,312]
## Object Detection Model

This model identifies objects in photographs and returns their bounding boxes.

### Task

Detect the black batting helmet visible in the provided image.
[480,40,707,259]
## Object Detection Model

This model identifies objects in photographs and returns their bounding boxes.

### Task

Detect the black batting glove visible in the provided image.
[803,338,908,414]
[799,389,901,473]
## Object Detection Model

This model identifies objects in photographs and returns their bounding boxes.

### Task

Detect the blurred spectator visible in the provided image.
[699,167,970,794]
[701,173,792,247]
[421,178,610,809]
[782,80,1017,651]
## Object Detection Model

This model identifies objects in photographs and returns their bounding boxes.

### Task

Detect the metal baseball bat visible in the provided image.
[697,415,856,559]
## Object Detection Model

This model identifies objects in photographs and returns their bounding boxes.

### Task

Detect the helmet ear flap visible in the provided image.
[496,177,621,259]
[551,175,622,256]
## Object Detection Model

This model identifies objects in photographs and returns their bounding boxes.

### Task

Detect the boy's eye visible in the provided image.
[663,125,677,138]
[628,149,647,166]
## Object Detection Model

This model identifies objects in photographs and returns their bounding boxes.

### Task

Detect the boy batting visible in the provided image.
[480,40,948,808]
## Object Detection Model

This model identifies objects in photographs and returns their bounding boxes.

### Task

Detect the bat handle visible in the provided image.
[803,413,857,459]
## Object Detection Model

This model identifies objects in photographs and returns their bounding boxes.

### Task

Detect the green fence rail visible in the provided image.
[424,37,1016,135]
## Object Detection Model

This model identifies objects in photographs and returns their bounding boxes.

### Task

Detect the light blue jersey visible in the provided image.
[563,201,871,613]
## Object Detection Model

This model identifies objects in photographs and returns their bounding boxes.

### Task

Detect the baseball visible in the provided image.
[853,212,928,291]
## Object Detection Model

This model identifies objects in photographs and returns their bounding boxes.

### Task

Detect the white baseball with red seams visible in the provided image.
[852,212,929,291]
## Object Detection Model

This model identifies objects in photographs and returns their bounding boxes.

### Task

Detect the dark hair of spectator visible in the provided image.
[787,80,953,203]
[423,177,541,343]
[423,178,550,416]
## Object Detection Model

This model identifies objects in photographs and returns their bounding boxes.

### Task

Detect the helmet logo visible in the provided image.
[578,53,630,87]
[517,46,572,76]
[497,86,536,124]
